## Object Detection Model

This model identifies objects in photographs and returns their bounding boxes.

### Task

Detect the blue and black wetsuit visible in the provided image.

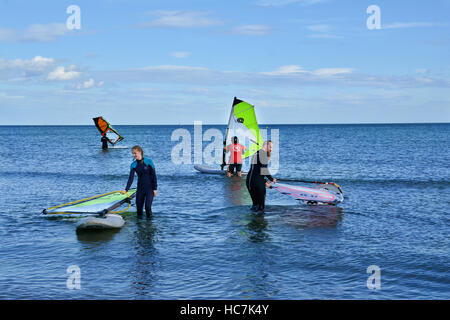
[125,157,157,217]
[246,150,274,211]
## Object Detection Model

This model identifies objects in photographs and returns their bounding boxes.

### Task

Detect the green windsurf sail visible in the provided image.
[222,97,264,168]
[43,189,136,215]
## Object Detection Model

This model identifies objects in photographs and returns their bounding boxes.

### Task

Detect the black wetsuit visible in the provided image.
[125,157,157,217]
[101,136,109,149]
[246,150,274,211]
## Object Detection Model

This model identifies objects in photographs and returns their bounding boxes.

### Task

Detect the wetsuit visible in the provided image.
[101,136,109,149]
[246,150,274,211]
[125,157,157,217]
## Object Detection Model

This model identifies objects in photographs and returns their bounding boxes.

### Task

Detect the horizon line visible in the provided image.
[0,122,449,126]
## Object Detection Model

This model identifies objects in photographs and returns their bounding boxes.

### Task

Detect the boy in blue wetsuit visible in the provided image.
[121,145,157,218]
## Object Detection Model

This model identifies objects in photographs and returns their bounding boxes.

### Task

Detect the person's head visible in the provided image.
[232,136,239,144]
[131,145,144,161]
[263,140,273,156]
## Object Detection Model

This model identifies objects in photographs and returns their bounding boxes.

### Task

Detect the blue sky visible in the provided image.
[0,0,449,124]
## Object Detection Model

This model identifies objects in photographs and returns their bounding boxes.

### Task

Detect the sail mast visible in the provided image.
[221,97,237,170]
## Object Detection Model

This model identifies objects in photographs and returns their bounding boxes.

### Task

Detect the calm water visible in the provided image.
[0,124,449,299]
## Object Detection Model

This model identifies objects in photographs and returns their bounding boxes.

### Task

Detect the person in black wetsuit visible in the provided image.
[121,145,157,218]
[101,134,109,150]
[246,140,277,212]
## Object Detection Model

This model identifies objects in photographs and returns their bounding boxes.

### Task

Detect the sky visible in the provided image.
[0,0,449,125]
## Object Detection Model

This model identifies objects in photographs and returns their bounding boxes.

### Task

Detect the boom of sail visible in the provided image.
[43,189,137,215]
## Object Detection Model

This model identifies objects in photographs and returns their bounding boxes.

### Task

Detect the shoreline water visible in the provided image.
[0,123,448,299]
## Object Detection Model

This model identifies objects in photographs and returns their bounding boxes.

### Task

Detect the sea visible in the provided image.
[0,123,448,299]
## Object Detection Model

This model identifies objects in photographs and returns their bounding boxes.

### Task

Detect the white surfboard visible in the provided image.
[194,164,248,175]
[271,183,344,205]
[194,164,225,174]
[76,213,125,230]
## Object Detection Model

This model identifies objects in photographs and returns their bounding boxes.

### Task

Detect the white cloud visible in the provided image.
[382,22,446,30]
[47,66,81,81]
[256,0,328,7]
[305,24,342,39]
[28,56,55,66]
[261,65,352,76]
[232,25,271,36]
[261,65,307,75]
[312,68,354,76]
[78,78,95,89]
[1,56,55,71]
[76,78,104,89]
[414,77,434,84]
[141,65,209,72]
[171,51,190,58]
[140,11,222,28]
[306,24,331,32]
[0,92,25,99]
[22,23,70,42]
[91,63,450,90]
[0,23,72,42]
[0,56,93,85]
[0,56,57,80]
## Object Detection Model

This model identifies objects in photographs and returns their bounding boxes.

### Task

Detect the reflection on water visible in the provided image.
[244,212,269,242]
[237,211,278,298]
[268,204,343,229]
[134,218,157,251]
[223,177,250,206]
[76,228,121,243]
[233,204,343,298]
[131,218,157,298]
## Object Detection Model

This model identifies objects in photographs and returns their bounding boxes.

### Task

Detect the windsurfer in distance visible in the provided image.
[121,145,158,218]
[224,136,247,177]
[246,140,276,212]
[101,133,109,150]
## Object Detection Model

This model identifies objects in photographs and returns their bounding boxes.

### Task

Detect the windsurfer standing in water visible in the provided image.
[121,145,157,218]
[246,140,276,212]
[224,136,247,177]
[101,133,109,150]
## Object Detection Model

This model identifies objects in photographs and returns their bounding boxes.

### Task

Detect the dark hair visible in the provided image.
[233,136,239,144]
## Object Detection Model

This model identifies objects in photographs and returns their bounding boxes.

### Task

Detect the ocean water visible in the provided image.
[0,123,448,299]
